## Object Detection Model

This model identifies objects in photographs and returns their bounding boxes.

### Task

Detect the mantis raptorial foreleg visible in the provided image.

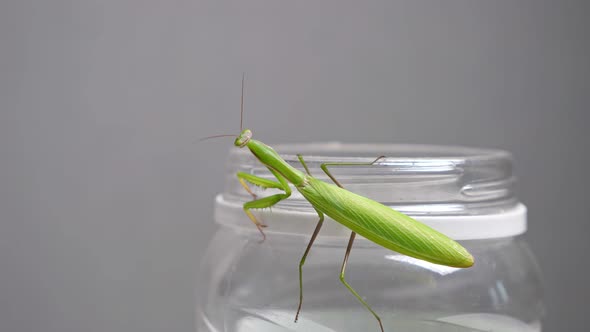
[237,169,291,240]
[238,171,286,199]
[320,156,386,332]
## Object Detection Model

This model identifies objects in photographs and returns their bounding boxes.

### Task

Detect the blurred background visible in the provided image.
[1,0,588,331]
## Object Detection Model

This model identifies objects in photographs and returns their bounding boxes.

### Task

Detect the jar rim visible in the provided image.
[222,142,518,216]
[215,195,527,240]
[218,142,524,240]
[269,142,511,162]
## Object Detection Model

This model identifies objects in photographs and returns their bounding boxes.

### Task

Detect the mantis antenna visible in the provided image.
[198,73,247,142]
[240,72,245,131]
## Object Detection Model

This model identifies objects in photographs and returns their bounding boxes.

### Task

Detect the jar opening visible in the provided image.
[223,143,517,216]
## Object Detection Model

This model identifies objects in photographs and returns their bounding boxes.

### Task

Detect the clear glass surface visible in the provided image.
[197,228,543,332]
[196,143,543,332]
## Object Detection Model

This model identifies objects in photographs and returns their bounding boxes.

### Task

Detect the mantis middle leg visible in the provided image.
[320,156,386,332]
[294,155,325,322]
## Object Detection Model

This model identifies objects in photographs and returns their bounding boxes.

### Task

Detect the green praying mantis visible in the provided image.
[205,76,474,332]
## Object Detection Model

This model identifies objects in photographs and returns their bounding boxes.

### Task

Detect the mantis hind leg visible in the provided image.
[340,232,384,332]
[320,156,386,332]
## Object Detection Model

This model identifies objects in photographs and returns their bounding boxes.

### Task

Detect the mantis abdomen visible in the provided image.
[298,177,474,268]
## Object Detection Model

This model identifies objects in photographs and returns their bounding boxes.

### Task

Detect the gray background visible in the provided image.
[1,0,588,331]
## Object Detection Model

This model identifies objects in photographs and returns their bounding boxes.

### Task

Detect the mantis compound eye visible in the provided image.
[234,129,252,148]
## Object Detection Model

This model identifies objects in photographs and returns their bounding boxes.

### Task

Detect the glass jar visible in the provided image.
[196,143,544,332]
